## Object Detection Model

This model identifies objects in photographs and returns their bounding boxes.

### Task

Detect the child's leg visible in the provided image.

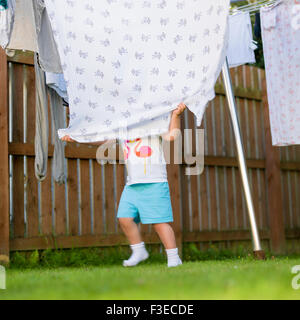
[153,223,182,267]
[119,217,143,245]
[153,223,176,249]
[119,218,149,267]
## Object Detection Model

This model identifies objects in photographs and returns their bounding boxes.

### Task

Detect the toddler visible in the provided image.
[62,103,186,268]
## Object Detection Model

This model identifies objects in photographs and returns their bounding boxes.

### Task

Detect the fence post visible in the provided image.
[262,72,286,254]
[0,49,10,264]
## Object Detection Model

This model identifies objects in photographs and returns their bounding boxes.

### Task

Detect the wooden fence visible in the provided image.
[0,49,299,263]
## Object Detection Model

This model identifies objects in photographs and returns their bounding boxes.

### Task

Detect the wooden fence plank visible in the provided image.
[251,169,261,229]
[190,174,199,232]
[226,168,236,229]
[290,171,298,229]
[262,74,286,254]
[181,168,190,232]
[41,159,53,235]
[12,64,24,143]
[67,159,79,236]
[54,182,66,236]
[218,167,228,231]
[25,64,39,238]
[200,168,209,231]
[80,160,91,235]
[235,168,245,229]
[104,164,116,233]
[12,62,25,239]
[209,167,218,231]
[26,159,39,237]
[115,164,125,234]
[0,49,9,263]
[256,100,265,159]
[93,161,103,235]
[214,96,223,157]
[12,157,25,238]
[260,169,269,230]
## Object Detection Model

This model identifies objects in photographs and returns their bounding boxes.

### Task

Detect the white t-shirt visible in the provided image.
[121,135,167,186]
[227,12,257,68]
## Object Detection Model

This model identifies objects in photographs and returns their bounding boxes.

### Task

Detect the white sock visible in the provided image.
[166,248,182,268]
[123,242,149,267]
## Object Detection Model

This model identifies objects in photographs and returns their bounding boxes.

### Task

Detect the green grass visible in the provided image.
[1,257,300,300]
[7,243,255,269]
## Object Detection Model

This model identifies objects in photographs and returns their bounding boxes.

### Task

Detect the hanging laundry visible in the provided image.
[34,54,66,183]
[261,1,300,146]
[227,11,257,68]
[7,0,62,73]
[32,0,62,73]
[0,0,15,49]
[7,0,38,52]
[48,87,66,184]
[45,0,230,142]
[46,73,69,103]
[34,52,49,181]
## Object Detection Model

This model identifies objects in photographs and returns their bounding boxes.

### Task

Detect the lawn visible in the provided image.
[1,258,300,300]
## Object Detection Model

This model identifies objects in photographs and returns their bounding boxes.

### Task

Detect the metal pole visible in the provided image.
[221,58,265,259]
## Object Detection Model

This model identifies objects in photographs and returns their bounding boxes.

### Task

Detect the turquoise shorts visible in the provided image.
[117,182,173,224]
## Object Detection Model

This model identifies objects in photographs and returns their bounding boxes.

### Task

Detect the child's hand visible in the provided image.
[173,103,187,117]
[61,135,75,142]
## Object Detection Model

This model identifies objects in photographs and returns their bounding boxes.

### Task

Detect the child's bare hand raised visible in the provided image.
[61,135,75,142]
[173,103,187,117]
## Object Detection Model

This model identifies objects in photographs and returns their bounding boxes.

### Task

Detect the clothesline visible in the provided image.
[231,0,277,11]
[230,0,279,15]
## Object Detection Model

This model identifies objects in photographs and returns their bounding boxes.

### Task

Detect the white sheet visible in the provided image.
[45,0,230,142]
[261,1,300,146]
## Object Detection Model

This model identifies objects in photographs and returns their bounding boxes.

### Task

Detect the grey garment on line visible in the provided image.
[34,52,49,181]
[48,87,66,184]
[34,53,66,183]
[32,0,62,73]
[8,0,62,73]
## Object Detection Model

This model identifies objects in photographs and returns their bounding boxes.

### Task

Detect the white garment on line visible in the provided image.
[45,0,230,142]
[261,1,300,146]
[7,0,38,52]
[227,11,257,68]
[0,0,15,49]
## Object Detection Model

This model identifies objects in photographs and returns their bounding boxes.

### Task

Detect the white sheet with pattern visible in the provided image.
[45,0,230,142]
